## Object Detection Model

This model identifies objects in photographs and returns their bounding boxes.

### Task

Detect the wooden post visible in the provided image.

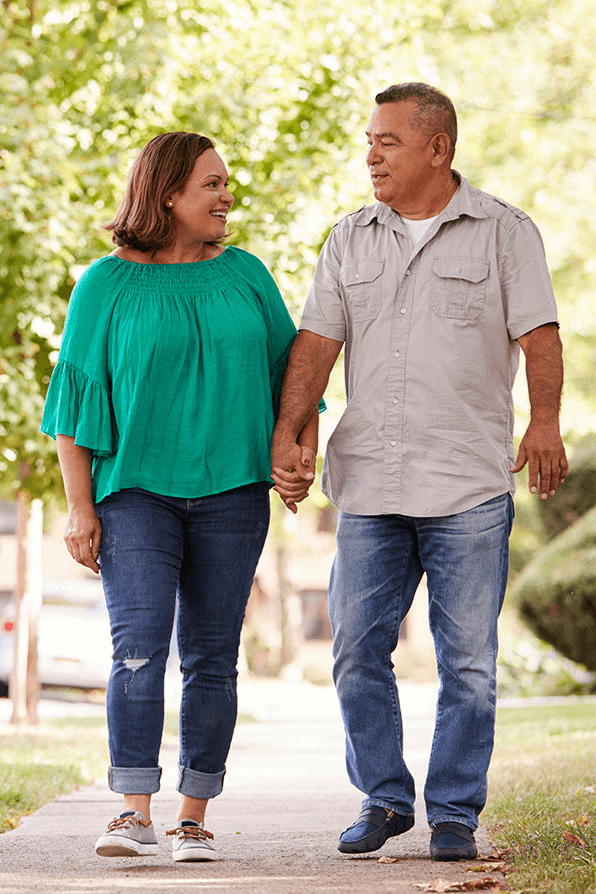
[10,492,43,725]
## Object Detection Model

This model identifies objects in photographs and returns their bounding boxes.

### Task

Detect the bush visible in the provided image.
[537,441,596,540]
[509,506,596,672]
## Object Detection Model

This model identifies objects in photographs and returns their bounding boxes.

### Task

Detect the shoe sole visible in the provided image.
[173,848,216,862]
[430,844,478,861]
[95,836,159,857]
[338,815,415,854]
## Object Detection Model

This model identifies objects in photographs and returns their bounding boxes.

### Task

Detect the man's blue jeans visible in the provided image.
[329,493,513,830]
[95,484,270,799]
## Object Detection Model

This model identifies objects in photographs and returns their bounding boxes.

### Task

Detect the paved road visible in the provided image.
[0,678,505,893]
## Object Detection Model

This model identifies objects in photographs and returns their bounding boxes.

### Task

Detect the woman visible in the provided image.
[41,132,317,861]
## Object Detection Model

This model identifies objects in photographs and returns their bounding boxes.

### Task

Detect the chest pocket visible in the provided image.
[431,257,489,321]
[341,259,384,322]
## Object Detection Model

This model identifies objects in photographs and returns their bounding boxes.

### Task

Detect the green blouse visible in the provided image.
[41,246,300,503]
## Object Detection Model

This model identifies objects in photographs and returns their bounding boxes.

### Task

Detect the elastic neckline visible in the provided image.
[107,246,230,268]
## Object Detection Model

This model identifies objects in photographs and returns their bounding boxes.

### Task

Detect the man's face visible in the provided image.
[365,101,435,217]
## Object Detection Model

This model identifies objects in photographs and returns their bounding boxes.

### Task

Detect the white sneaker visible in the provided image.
[167,820,216,862]
[95,810,159,857]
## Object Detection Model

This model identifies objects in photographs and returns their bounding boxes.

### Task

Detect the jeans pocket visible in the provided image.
[431,256,489,321]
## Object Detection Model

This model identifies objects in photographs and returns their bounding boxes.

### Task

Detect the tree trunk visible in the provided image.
[10,492,43,725]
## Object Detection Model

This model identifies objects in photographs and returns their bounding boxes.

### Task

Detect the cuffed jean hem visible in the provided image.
[177,764,225,799]
[362,797,415,818]
[430,816,478,831]
[108,766,162,794]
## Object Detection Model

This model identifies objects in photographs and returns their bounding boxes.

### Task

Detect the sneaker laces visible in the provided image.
[166,824,214,841]
[107,814,152,832]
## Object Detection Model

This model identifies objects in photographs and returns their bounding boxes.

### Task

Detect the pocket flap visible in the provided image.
[433,257,489,283]
[343,259,385,286]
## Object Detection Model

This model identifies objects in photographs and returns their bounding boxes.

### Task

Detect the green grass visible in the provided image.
[486,699,596,894]
[0,706,256,834]
[0,714,108,833]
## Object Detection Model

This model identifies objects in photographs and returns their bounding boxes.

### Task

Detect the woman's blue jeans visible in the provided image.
[330,493,513,830]
[95,484,270,799]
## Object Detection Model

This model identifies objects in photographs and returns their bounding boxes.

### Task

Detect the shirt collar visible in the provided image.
[355,171,489,229]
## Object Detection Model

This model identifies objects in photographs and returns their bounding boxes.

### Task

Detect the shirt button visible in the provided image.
[390,441,397,447]
[405,269,411,275]
[394,351,401,358]
[400,307,407,314]
[392,398,399,404]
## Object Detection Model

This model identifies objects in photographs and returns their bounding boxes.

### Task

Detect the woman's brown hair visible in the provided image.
[105,132,215,253]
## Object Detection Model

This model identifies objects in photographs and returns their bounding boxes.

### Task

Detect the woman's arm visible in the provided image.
[272,408,319,514]
[56,435,102,573]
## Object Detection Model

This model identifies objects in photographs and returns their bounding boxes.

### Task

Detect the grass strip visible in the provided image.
[0,706,256,834]
[0,714,108,833]
[486,700,596,894]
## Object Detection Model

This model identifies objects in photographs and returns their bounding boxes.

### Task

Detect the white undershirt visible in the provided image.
[401,215,438,247]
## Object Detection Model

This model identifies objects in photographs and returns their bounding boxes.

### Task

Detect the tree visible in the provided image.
[2,0,596,697]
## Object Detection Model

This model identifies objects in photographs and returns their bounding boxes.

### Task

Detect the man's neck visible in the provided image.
[394,171,458,220]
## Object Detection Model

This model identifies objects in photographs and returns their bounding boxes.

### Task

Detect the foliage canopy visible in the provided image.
[1,0,595,514]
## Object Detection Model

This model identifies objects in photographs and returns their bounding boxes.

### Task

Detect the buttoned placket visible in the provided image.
[380,223,442,514]
[382,247,416,513]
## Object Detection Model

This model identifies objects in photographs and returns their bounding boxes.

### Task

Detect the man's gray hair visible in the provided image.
[375,82,457,160]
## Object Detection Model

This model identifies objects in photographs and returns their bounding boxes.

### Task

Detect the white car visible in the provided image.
[0,579,112,696]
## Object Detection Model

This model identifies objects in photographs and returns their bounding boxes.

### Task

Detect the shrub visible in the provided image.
[509,506,596,673]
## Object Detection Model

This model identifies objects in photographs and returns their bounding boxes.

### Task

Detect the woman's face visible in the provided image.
[167,149,234,244]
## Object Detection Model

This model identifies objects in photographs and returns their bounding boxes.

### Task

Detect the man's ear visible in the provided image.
[430,133,452,167]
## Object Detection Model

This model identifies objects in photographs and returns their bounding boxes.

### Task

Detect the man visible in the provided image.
[271,82,567,861]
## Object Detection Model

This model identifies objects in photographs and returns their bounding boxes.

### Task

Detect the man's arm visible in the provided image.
[271,409,319,514]
[271,329,343,505]
[511,323,568,499]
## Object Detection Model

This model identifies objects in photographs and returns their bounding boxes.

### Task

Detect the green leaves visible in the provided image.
[2,0,596,505]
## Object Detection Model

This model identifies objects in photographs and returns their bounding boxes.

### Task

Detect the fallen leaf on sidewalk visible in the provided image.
[468,862,506,872]
[477,848,511,860]
[413,880,454,892]
[413,877,509,892]
[378,855,402,863]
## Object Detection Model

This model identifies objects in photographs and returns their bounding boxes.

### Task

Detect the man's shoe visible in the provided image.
[95,810,159,857]
[167,820,216,862]
[338,806,415,854]
[430,821,478,861]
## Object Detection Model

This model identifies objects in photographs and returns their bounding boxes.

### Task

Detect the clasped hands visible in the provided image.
[271,440,316,514]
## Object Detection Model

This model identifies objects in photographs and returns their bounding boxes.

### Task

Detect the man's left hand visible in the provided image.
[511,420,568,499]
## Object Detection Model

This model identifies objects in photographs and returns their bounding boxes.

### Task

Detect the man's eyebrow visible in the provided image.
[365,130,401,140]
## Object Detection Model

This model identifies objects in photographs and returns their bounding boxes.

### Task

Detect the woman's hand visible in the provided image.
[56,435,102,573]
[271,445,316,514]
[63,504,102,574]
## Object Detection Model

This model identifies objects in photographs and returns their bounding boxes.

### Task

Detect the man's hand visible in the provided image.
[511,420,567,500]
[271,443,316,514]
[514,324,568,499]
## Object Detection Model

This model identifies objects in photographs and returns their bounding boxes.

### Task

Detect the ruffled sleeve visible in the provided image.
[41,360,118,457]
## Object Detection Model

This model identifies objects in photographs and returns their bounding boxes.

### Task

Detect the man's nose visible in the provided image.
[366,142,381,165]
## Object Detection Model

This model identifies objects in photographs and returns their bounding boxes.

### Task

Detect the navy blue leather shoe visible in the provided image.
[430,821,478,860]
[337,806,415,854]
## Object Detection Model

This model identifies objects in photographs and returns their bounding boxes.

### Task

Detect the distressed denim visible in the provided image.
[329,493,513,829]
[95,484,270,798]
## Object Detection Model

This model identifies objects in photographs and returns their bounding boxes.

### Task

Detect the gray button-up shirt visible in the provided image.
[300,174,558,517]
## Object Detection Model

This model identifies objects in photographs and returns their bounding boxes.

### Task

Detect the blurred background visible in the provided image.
[1,0,596,722]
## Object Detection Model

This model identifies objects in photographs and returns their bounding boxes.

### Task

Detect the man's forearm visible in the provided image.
[274,329,343,443]
[519,323,564,421]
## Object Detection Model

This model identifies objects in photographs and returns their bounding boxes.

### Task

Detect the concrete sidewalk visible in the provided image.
[0,679,506,893]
